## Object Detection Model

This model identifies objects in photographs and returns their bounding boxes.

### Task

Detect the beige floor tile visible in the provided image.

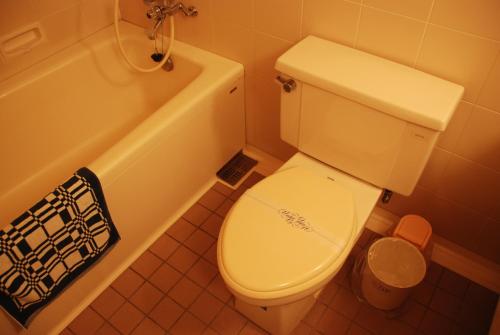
[200,214,224,238]
[419,309,454,335]
[190,291,225,324]
[411,281,435,306]
[171,312,207,335]
[425,262,444,286]
[397,300,426,329]
[91,287,125,318]
[94,323,121,335]
[167,245,199,273]
[212,182,234,196]
[187,258,218,287]
[318,280,340,305]
[291,322,313,335]
[203,243,218,266]
[149,296,184,330]
[330,286,362,319]
[167,218,197,242]
[183,203,212,226]
[229,184,249,201]
[68,307,104,335]
[207,275,232,303]
[348,323,372,335]
[354,304,389,335]
[303,302,327,326]
[216,199,235,217]
[131,250,162,278]
[130,317,165,335]
[429,288,462,320]
[202,328,219,335]
[317,307,351,334]
[149,233,180,261]
[111,268,145,298]
[199,189,226,211]
[185,229,216,255]
[438,269,469,298]
[381,320,417,335]
[240,322,269,334]
[168,277,203,308]
[149,262,183,293]
[109,302,144,335]
[130,281,164,313]
[211,306,247,335]
[243,172,264,187]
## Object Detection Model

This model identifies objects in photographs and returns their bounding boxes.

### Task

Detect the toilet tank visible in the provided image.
[275,36,464,196]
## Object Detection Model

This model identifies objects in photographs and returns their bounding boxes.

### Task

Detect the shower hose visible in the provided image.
[113,0,174,72]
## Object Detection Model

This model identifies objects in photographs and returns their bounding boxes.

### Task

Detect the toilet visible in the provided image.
[217,36,464,334]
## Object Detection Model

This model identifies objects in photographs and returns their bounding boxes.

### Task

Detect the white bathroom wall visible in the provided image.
[0,0,114,82]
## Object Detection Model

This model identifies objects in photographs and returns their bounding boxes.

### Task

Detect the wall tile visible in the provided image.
[436,155,500,217]
[417,148,452,191]
[437,101,474,151]
[212,0,253,29]
[302,0,361,47]
[120,0,149,28]
[430,0,500,41]
[254,0,301,42]
[246,74,296,160]
[416,25,499,102]
[172,0,212,50]
[473,218,500,263]
[363,0,433,21]
[455,106,500,172]
[212,23,254,74]
[81,0,114,36]
[253,31,292,78]
[477,52,500,112]
[356,6,425,66]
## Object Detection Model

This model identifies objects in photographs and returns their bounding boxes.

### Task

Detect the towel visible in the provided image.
[0,167,120,326]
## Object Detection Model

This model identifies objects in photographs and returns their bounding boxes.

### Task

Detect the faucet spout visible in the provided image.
[148,17,164,40]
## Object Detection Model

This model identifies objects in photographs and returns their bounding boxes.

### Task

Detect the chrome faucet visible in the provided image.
[145,0,198,40]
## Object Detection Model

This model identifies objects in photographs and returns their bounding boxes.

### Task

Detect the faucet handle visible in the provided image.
[146,5,163,19]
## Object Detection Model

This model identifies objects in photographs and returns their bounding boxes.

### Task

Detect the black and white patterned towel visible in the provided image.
[0,167,120,326]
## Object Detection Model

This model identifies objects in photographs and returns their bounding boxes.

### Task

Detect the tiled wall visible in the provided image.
[121,0,500,264]
[0,0,114,81]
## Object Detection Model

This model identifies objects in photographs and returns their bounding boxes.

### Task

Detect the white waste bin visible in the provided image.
[361,237,426,310]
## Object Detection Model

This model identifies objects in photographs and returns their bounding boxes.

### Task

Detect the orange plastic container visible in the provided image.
[393,214,432,251]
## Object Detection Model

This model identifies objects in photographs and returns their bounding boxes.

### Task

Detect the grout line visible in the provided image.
[412,0,436,68]
[352,2,364,48]
[473,49,500,106]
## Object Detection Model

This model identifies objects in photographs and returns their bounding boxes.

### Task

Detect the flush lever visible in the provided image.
[276,75,296,93]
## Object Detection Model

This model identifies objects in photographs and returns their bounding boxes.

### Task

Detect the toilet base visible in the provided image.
[234,293,317,335]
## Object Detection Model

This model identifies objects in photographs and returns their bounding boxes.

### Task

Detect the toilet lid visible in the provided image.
[219,167,355,293]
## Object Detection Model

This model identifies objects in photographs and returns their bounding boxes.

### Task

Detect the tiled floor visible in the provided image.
[63,172,498,335]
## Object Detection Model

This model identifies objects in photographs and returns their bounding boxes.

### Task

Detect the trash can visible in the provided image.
[361,237,426,310]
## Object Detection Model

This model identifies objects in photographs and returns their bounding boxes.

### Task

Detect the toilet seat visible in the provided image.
[218,166,358,304]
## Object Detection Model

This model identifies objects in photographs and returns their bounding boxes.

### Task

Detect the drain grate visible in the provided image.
[217,151,258,186]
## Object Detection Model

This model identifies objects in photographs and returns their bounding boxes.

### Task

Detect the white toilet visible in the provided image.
[217,36,464,334]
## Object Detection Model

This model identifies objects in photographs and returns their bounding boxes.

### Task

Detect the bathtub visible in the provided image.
[0,21,244,334]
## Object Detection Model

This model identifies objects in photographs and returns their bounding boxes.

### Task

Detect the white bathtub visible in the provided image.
[0,21,244,334]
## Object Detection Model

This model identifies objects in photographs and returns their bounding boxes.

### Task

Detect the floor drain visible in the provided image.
[217,151,258,186]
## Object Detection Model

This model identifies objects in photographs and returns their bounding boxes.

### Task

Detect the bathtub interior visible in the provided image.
[0,33,202,225]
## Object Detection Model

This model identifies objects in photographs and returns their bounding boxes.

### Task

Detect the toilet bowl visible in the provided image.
[217,35,463,334]
[217,154,382,334]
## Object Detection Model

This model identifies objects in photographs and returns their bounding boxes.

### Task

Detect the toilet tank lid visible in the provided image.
[275,36,464,131]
